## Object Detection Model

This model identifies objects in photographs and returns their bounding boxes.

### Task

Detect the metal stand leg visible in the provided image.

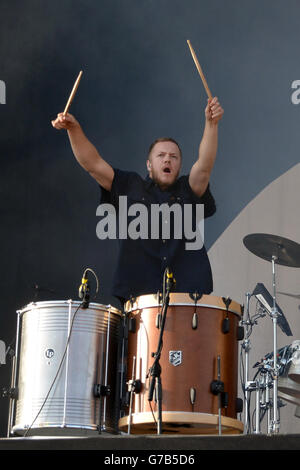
[270,256,280,435]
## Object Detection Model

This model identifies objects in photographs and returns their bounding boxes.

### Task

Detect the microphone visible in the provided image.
[166,267,176,292]
[78,269,90,308]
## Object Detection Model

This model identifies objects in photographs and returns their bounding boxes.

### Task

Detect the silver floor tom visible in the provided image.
[9,300,122,436]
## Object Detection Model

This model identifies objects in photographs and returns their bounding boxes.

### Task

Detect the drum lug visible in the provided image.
[128,317,136,333]
[190,387,196,405]
[94,384,111,397]
[236,397,244,413]
[221,391,228,408]
[237,325,244,341]
[156,313,161,329]
[192,313,198,330]
[222,317,230,334]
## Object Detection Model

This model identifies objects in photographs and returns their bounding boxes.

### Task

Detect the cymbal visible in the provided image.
[243,233,300,267]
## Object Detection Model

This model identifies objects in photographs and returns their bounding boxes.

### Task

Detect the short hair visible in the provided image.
[147,137,182,159]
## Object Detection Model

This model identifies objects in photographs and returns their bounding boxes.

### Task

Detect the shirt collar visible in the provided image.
[144,174,180,192]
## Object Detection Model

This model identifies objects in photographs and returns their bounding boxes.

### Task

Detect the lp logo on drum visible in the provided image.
[169,351,182,367]
[45,349,55,359]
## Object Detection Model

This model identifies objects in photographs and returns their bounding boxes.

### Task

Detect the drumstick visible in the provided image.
[187,40,212,99]
[63,70,83,116]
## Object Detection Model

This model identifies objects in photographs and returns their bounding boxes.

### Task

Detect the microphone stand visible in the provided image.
[148,276,174,435]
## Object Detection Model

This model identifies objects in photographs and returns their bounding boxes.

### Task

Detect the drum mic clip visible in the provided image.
[78,268,100,309]
[78,272,90,309]
[166,268,176,292]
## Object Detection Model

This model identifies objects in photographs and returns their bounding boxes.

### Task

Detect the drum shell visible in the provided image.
[278,341,300,405]
[121,294,242,433]
[11,301,122,436]
[287,341,300,384]
[278,364,300,405]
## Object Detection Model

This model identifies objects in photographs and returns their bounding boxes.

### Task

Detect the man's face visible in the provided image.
[147,141,181,190]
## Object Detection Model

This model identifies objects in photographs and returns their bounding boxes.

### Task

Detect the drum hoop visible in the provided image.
[125,294,242,317]
[17,300,122,316]
[118,411,244,433]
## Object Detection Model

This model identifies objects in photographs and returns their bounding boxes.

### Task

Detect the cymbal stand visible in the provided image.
[264,368,272,432]
[254,378,261,434]
[241,292,253,433]
[269,255,280,434]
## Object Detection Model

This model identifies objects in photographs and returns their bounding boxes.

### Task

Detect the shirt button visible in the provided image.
[163,256,167,261]
[162,239,166,244]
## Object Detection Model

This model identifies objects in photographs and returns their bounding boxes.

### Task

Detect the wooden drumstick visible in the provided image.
[187,40,212,99]
[63,70,83,116]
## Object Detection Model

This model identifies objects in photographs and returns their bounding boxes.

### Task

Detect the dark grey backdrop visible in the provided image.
[1,0,300,436]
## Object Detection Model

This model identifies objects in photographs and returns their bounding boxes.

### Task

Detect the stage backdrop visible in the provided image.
[1,0,300,436]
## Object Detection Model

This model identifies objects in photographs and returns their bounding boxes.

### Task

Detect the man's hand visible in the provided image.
[51,111,114,191]
[205,97,224,124]
[51,112,80,130]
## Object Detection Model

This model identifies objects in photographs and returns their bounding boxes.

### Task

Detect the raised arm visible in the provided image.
[189,97,224,197]
[51,113,114,191]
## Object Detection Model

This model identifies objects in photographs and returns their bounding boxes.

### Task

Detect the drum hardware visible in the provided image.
[94,384,111,397]
[2,386,18,400]
[222,316,230,334]
[2,347,18,440]
[236,398,243,414]
[128,317,136,333]
[32,283,58,301]
[191,312,198,330]
[210,355,224,435]
[127,356,135,434]
[189,387,196,407]
[94,383,111,435]
[188,292,202,303]
[243,233,300,435]
[222,297,232,310]
[221,298,232,334]
[189,292,201,330]
[237,326,245,341]
[126,356,142,434]
[245,341,294,434]
[252,283,292,337]
[251,358,287,434]
[240,291,268,434]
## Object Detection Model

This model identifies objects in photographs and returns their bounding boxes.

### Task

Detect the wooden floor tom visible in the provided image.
[119,293,244,434]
